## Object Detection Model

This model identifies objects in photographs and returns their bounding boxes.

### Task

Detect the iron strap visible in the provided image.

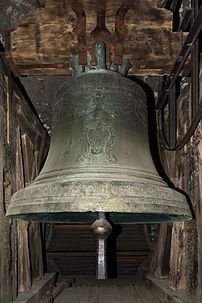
[156,4,202,111]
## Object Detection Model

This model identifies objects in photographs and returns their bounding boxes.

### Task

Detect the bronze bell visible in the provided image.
[6,43,192,224]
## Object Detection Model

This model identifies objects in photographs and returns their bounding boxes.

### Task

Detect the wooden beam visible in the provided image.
[146,275,188,303]
[5,0,186,76]
[13,273,57,303]
[169,222,186,290]
[0,73,14,303]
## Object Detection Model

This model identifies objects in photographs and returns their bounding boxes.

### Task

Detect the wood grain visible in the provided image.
[155,74,202,294]
[0,66,13,303]
[0,51,49,301]
[5,0,186,76]
[54,285,162,303]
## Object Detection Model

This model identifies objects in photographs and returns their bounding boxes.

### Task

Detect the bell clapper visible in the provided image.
[90,212,112,280]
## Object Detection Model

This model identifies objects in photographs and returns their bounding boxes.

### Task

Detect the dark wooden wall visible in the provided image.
[46,224,151,278]
[149,58,202,302]
[0,52,49,303]
[157,123,202,297]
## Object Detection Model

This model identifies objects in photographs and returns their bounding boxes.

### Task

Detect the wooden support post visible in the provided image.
[17,222,32,293]
[169,222,186,290]
[154,223,172,278]
[0,76,13,303]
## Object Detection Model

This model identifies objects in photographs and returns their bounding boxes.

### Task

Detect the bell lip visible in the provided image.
[6,211,192,224]
[6,179,192,223]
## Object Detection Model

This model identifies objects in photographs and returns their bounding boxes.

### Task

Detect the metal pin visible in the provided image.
[70,55,84,75]
[96,42,107,70]
[119,58,132,76]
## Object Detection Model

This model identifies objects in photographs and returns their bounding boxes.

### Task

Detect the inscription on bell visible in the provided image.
[76,94,117,164]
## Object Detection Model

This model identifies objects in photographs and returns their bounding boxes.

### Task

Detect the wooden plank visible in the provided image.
[154,224,168,278]
[4,31,20,77]
[19,106,45,284]
[0,75,13,303]
[0,49,49,301]
[29,222,44,281]
[54,285,162,303]
[146,275,187,303]
[133,286,162,303]
[16,125,32,293]
[17,221,32,293]
[169,223,186,290]
[119,286,139,303]
[14,273,56,303]
[130,286,144,303]
[198,122,202,295]
[7,81,19,300]
[54,287,82,303]
[21,133,34,186]
[80,286,99,303]
[99,286,122,303]
[42,280,71,302]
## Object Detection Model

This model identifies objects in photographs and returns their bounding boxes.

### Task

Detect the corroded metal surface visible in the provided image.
[7,43,192,223]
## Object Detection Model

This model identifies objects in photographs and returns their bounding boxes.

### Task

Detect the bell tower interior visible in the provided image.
[0,1,202,302]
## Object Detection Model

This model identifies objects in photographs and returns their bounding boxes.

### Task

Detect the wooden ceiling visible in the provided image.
[5,0,186,76]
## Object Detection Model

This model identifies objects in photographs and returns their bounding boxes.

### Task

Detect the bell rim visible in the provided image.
[6,179,192,223]
[6,211,192,224]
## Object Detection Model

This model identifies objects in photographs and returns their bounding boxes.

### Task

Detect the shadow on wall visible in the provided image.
[129,76,194,219]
